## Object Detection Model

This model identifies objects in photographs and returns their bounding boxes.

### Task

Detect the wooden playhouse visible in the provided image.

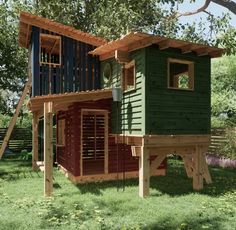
[1,12,224,197]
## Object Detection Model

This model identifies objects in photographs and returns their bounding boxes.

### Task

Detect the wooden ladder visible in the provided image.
[0,79,32,159]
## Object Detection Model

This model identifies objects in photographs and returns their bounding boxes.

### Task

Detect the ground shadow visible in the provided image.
[75,160,236,197]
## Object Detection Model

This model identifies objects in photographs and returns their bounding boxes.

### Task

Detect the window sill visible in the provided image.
[123,87,136,94]
[167,87,194,91]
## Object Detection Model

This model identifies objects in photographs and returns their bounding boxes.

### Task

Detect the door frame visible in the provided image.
[80,109,109,176]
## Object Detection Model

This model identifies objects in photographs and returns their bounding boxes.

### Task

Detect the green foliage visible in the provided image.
[219,128,236,160]
[0,112,32,128]
[19,150,32,161]
[0,158,236,229]
[211,55,236,127]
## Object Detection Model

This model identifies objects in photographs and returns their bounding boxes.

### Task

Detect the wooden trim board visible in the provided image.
[58,164,166,184]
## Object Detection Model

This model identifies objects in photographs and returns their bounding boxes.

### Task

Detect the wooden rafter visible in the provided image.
[28,89,113,112]
[180,44,193,54]
[90,32,224,60]
[19,12,107,48]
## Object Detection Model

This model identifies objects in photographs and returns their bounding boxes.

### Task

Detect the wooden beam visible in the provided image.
[19,12,106,47]
[150,154,166,173]
[193,145,203,190]
[139,147,150,198]
[0,79,32,159]
[28,89,113,112]
[180,44,193,54]
[208,50,224,58]
[194,47,209,56]
[104,112,109,174]
[181,154,194,178]
[44,102,54,196]
[115,50,131,63]
[158,39,170,50]
[32,112,39,170]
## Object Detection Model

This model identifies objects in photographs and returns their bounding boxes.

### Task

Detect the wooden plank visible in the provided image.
[68,37,74,92]
[150,154,166,172]
[78,42,82,91]
[55,66,60,93]
[32,112,39,170]
[115,50,131,63]
[28,89,112,112]
[64,36,68,92]
[44,101,53,196]
[0,79,32,159]
[59,164,166,184]
[181,154,193,178]
[139,147,150,198]
[158,39,170,50]
[81,42,86,90]
[74,41,78,91]
[31,26,40,97]
[94,56,100,89]
[87,44,93,90]
[45,65,49,95]
[193,145,203,190]
[104,113,108,174]
[19,12,106,48]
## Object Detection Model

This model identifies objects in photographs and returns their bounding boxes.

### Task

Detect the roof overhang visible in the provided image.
[89,32,224,61]
[19,11,107,48]
[28,89,112,114]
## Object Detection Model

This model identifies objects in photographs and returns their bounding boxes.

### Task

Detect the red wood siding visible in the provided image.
[57,99,166,178]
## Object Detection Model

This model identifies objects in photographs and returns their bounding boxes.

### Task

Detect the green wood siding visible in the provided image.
[101,49,146,135]
[145,45,211,135]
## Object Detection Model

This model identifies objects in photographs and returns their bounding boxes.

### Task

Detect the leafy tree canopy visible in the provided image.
[0,0,235,118]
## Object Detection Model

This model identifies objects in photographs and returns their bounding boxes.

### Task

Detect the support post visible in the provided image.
[44,102,53,196]
[139,146,150,198]
[32,112,39,170]
[193,145,203,190]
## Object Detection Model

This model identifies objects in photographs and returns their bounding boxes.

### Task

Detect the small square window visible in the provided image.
[123,60,135,92]
[40,34,61,66]
[57,119,65,146]
[168,58,194,90]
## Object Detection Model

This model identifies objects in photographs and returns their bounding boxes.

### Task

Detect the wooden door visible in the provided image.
[81,110,108,175]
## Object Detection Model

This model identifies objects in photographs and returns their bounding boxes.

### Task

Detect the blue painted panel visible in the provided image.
[55,66,61,93]
[63,36,68,92]
[31,26,40,96]
[94,56,100,89]
[68,38,74,91]
[74,41,78,91]
[87,44,93,90]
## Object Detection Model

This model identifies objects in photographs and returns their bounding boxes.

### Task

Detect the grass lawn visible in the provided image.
[0,157,235,230]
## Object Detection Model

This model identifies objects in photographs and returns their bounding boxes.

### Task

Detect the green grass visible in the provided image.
[0,157,235,230]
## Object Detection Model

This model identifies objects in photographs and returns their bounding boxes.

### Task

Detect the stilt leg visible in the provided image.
[182,154,194,178]
[202,152,212,184]
[44,102,53,197]
[193,145,203,190]
[32,112,39,171]
[139,147,150,198]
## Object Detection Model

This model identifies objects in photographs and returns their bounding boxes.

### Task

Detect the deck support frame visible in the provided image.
[115,134,212,198]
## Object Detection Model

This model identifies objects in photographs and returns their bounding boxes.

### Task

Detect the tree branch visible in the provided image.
[177,0,211,18]
[177,0,236,18]
[211,0,236,15]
